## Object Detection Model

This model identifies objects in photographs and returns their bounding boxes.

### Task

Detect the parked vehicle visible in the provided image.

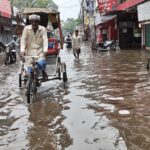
[4,38,19,65]
[4,35,20,65]
[0,41,6,53]
[97,40,120,51]
[4,43,17,65]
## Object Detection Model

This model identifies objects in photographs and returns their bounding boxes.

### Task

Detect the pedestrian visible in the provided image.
[72,29,81,60]
[20,14,48,79]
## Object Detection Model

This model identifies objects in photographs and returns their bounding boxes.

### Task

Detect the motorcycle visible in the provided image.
[4,42,17,65]
[65,37,72,48]
[0,41,6,53]
[97,40,120,51]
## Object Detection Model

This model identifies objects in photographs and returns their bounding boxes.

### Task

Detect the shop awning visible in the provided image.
[95,13,116,26]
[0,0,12,18]
[98,0,118,15]
[117,0,144,11]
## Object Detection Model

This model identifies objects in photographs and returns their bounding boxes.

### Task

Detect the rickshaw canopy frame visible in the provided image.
[21,8,63,49]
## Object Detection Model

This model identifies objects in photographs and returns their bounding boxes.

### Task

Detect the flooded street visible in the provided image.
[0,44,150,150]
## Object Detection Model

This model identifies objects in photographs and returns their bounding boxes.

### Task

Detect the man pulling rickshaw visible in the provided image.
[20,14,48,80]
[19,8,67,103]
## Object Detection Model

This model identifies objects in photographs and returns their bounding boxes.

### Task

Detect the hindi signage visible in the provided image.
[98,0,117,15]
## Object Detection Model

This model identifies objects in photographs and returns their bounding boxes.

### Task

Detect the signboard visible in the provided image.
[137,1,150,22]
[0,0,12,18]
[86,0,94,14]
[98,0,117,15]
[84,15,89,25]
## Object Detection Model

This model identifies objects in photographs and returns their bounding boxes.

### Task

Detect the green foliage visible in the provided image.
[63,18,81,35]
[76,18,82,26]
[33,0,57,8]
[10,0,58,9]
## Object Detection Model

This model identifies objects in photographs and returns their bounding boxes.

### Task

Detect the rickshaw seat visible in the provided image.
[47,38,60,55]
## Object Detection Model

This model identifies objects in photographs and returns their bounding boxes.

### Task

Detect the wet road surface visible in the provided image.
[0,45,150,150]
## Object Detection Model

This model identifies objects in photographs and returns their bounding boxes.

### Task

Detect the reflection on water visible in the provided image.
[0,48,150,149]
[61,48,150,150]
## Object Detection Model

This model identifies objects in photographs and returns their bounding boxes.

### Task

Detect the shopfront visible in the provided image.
[95,13,118,44]
[116,0,144,49]
[97,0,143,49]
[145,24,150,48]
[0,0,12,43]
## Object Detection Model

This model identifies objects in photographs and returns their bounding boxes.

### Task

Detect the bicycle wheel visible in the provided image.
[19,74,22,87]
[63,64,68,83]
[57,57,61,80]
[58,68,61,80]
[26,76,37,103]
[63,71,68,83]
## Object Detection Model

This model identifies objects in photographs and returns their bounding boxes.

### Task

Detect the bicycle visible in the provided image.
[19,54,68,104]
[19,56,42,103]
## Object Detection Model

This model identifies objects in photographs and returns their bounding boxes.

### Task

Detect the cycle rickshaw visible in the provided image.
[18,8,67,103]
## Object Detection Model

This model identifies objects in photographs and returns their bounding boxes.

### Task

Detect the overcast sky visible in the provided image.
[53,0,81,21]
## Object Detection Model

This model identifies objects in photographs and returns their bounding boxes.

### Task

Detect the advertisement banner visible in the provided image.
[98,0,117,15]
[84,15,89,25]
[0,0,12,18]
[86,0,94,14]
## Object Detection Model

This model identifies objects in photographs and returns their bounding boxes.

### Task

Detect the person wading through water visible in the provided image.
[72,29,81,60]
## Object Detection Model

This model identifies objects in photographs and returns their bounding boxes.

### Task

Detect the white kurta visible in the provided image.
[21,25,48,66]
[21,25,48,56]
[72,34,81,50]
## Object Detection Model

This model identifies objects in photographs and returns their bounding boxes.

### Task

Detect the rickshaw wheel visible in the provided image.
[58,68,61,80]
[26,77,31,103]
[19,74,22,87]
[63,64,67,83]
[147,63,149,70]
[63,71,67,83]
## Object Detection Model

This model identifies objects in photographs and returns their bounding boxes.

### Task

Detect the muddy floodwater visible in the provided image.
[0,44,150,150]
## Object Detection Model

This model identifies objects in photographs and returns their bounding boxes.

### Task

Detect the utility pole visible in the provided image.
[92,0,97,50]
[81,0,85,41]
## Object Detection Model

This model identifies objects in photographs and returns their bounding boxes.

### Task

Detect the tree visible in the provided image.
[10,0,58,9]
[32,0,58,9]
[75,18,82,26]
[62,18,82,35]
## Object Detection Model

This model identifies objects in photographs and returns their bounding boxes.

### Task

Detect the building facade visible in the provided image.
[97,0,144,49]
[0,0,12,44]
[138,0,150,50]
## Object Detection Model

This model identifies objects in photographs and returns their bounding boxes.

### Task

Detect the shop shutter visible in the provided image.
[145,24,150,47]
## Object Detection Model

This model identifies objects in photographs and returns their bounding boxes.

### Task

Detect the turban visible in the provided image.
[29,14,40,21]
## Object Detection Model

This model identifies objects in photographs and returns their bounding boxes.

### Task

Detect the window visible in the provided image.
[118,0,126,5]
